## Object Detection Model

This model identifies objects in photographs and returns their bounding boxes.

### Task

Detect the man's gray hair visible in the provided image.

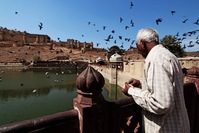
[136,28,159,44]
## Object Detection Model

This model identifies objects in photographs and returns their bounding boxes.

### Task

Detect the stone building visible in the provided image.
[0,28,50,46]
[66,39,93,51]
[0,28,93,51]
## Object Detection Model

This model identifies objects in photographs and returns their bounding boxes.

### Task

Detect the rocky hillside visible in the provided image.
[0,28,198,63]
[0,45,108,63]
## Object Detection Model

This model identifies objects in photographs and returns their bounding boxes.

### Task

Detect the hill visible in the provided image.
[0,45,108,63]
[0,27,198,63]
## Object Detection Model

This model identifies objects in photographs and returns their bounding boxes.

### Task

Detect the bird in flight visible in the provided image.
[120,17,123,23]
[187,41,194,47]
[120,43,124,48]
[131,40,135,45]
[125,26,129,30]
[156,18,163,25]
[104,35,112,42]
[175,32,179,37]
[38,22,43,30]
[171,10,175,15]
[187,44,194,47]
[130,20,134,27]
[196,40,199,44]
[193,19,199,25]
[15,12,18,14]
[182,33,187,36]
[125,38,130,42]
[130,2,134,9]
[183,44,186,49]
[182,19,188,23]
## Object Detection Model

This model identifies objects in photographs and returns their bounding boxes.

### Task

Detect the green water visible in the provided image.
[0,69,126,126]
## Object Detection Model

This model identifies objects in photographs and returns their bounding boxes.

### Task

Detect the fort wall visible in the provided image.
[92,57,199,87]
[0,28,93,51]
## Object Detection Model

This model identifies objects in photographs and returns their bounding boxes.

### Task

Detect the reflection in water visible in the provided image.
[103,78,126,100]
[0,69,127,126]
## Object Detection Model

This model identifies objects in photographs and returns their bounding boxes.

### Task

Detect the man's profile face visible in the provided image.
[136,43,147,58]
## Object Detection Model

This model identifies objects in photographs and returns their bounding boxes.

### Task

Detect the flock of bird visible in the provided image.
[83,2,199,50]
[86,15,137,49]
[12,1,199,50]
[0,70,78,94]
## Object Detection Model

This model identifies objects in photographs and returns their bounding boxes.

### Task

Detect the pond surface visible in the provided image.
[0,69,126,126]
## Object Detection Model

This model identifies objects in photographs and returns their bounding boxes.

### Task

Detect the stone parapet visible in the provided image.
[0,62,23,67]
[91,57,199,87]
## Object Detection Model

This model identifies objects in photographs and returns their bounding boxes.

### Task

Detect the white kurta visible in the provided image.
[128,45,190,133]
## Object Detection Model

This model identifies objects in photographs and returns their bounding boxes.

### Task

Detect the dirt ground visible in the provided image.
[0,45,198,63]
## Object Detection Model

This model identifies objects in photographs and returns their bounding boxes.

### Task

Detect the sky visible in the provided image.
[0,0,199,52]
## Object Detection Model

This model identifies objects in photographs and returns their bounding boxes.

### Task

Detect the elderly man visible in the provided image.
[122,28,190,133]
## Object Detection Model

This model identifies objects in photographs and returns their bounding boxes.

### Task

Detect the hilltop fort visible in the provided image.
[0,27,94,52]
[0,27,110,63]
[0,27,198,64]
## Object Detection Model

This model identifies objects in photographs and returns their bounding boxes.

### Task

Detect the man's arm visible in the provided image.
[126,61,175,115]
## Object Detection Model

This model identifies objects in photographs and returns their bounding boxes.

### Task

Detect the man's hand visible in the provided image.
[122,82,132,97]
[128,78,141,88]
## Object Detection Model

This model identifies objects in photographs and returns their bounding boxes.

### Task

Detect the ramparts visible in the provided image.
[0,28,93,51]
[91,57,199,87]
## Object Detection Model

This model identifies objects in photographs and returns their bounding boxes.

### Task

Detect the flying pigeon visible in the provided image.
[130,2,134,9]
[120,17,123,23]
[171,10,175,15]
[156,18,163,25]
[193,19,199,25]
[182,19,188,23]
[38,22,43,30]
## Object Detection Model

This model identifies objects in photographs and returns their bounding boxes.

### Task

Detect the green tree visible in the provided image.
[33,55,42,62]
[160,35,185,57]
[107,45,124,59]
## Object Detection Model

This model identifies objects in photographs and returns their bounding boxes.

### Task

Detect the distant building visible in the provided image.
[0,28,50,46]
[0,27,93,51]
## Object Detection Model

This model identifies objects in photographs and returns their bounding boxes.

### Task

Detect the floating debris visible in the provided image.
[54,79,58,83]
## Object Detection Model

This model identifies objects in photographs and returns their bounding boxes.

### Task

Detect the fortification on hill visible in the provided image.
[0,27,93,52]
[0,27,198,63]
[0,27,108,63]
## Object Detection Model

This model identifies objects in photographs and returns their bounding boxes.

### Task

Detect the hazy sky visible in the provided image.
[0,0,199,52]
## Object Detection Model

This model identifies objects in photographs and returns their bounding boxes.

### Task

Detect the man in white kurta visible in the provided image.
[127,44,190,133]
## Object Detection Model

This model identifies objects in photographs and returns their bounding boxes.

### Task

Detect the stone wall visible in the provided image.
[0,29,50,45]
[0,62,23,67]
[179,57,199,69]
[92,57,199,88]
[66,39,93,51]
[0,28,93,50]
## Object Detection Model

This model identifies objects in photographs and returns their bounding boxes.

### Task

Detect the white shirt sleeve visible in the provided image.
[127,60,175,115]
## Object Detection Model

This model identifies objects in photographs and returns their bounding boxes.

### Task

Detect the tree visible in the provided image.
[160,35,185,57]
[107,45,124,60]
[33,55,42,62]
